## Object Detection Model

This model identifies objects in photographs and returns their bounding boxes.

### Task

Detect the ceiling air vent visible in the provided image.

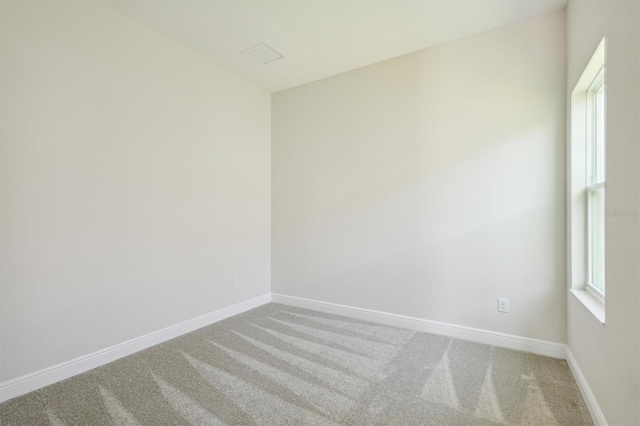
[242,42,285,65]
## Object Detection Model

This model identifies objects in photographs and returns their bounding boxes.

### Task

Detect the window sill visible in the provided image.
[570,289,605,324]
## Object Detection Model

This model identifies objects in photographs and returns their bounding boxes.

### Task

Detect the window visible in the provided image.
[569,38,606,322]
[585,67,606,301]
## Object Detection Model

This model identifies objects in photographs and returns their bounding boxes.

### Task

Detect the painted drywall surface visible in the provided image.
[0,0,270,381]
[566,1,640,424]
[272,12,567,343]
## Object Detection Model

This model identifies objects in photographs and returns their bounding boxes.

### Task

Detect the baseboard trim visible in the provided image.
[566,348,608,426]
[0,293,271,403]
[271,293,567,359]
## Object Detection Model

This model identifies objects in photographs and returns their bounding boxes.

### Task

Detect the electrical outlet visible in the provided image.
[498,298,509,313]
[233,277,240,288]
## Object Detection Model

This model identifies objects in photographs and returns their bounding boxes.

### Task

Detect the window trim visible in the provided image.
[569,37,607,323]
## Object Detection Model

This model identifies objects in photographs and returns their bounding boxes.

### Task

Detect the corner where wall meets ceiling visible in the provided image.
[101,0,567,92]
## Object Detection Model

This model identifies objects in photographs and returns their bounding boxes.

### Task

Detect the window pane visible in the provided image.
[590,189,605,293]
[595,85,605,183]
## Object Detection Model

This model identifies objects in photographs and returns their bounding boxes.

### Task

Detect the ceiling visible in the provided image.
[102,0,567,93]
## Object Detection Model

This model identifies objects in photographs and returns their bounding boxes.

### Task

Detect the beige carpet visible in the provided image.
[1,303,592,425]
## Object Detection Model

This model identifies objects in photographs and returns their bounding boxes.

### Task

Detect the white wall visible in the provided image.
[0,0,271,382]
[566,1,640,424]
[272,12,567,343]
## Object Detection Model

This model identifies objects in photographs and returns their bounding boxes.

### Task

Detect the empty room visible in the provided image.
[1,0,638,425]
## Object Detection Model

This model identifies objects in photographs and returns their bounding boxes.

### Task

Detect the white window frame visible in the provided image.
[585,68,606,303]
[568,38,606,323]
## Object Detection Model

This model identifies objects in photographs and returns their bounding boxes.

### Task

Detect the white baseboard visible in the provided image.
[271,293,567,359]
[0,293,271,404]
[566,348,608,426]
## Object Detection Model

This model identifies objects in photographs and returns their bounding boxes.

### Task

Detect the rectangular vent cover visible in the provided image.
[243,42,285,65]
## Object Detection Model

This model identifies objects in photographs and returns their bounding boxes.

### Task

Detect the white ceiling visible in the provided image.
[102,0,567,93]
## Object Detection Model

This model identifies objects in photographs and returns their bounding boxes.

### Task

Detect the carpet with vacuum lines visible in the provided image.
[0,303,592,425]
